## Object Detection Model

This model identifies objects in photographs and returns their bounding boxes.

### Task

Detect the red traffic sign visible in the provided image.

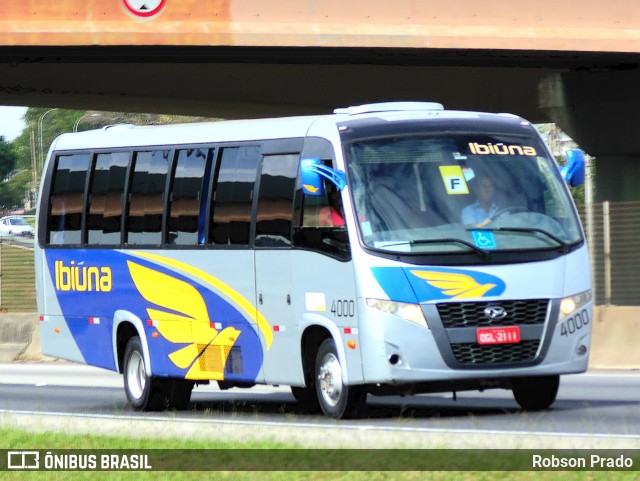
[123,0,167,18]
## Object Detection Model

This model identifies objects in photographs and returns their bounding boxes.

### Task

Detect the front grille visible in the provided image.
[450,340,540,365]
[437,299,549,328]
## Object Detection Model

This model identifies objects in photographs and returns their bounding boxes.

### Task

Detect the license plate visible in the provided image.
[476,326,521,345]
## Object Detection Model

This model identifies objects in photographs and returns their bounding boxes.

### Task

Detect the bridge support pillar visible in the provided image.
[539,69,640,202]
[539,70,640,306]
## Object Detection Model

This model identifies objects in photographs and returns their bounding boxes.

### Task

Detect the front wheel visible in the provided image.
[315,338,366,419]
[512,375,560,411]
[123,336,193,411]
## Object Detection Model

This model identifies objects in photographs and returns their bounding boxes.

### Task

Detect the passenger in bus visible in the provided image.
[461,175,502,227]
[319,188,345,227]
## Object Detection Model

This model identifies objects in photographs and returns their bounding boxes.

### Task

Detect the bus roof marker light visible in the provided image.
[102,124,136,132]
[334,102,444,115]
[300,158,346,196]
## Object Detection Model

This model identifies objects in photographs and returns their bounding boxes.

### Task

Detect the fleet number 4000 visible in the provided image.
[560,309,589,337]
[331,300,355,317]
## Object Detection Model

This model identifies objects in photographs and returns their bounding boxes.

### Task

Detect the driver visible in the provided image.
[461,175,504,227]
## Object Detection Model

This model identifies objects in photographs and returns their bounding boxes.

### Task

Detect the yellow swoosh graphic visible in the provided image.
[410,270,496,299]
[132,252,273,349]
[127,260,241,380]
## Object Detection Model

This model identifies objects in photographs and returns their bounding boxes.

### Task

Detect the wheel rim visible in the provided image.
[126,350,146,400]
[318,352,343,407]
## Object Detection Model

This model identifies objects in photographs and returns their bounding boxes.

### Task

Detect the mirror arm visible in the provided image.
[305,163,347,191]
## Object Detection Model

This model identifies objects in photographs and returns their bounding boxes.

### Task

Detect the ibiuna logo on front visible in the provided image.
[469,142,537,156]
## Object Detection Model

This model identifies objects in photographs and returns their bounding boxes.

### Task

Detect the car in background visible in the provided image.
[0,215,34,237]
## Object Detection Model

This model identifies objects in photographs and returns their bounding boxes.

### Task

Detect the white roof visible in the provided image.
[51,115,324,151]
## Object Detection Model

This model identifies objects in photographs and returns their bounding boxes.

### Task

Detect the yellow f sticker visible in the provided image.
[439,166,469,195]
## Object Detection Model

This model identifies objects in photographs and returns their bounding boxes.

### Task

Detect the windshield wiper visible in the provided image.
[381,238,490,259]
[476,227,572,253]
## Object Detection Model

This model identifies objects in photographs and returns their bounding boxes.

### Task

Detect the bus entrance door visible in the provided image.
[254,250,297,385]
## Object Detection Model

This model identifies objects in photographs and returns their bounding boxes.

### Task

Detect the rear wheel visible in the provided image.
[315,338,366,419]
[512,375,559,411]
[123,336,193,411]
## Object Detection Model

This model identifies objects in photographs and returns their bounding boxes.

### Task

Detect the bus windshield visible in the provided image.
[345,133,583,256]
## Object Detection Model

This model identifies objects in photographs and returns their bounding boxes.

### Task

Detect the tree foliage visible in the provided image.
[0,136,20,210]
[0,136,17,176]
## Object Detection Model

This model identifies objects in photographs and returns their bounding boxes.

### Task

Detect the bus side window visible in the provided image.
[167,147,211,245]
[47,153,91,245]
[87,152,129,245]
[209,145,261,246]
[126,150,171,245]
[255,153,299,247]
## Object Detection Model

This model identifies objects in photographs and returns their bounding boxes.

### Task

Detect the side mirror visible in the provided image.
[561,149,585,187]
[300,158,346,196]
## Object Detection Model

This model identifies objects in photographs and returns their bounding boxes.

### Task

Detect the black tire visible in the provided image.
[314,338,366,419]
[512,375,560,411]
[123,336,193,411]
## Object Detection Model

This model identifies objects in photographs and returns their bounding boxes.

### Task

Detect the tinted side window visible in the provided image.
[87,152,129,245]
[255,154,299,247]
[210,146,260,245]
[126,150,171,245]
[48,153,91,245]
[168,147,211,245]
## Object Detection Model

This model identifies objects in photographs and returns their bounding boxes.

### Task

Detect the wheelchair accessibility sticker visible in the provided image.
[471,230,497,249]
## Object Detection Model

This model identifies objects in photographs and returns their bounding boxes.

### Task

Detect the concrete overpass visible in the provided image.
[2,0,640,203]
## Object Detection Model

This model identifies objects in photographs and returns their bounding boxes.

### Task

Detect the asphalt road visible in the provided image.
[0,363,638,449]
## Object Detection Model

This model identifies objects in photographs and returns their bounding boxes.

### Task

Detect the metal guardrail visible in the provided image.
[578,200,640,306]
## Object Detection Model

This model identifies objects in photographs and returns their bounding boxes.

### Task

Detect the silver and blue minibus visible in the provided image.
[35,102,591,418]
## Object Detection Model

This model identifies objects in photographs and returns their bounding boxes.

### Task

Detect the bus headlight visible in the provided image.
[366,299,429,329]
[560,290,593,316]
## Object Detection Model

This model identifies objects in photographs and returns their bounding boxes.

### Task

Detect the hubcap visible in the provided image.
[126,350,146,400]
[318,352,343,407]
